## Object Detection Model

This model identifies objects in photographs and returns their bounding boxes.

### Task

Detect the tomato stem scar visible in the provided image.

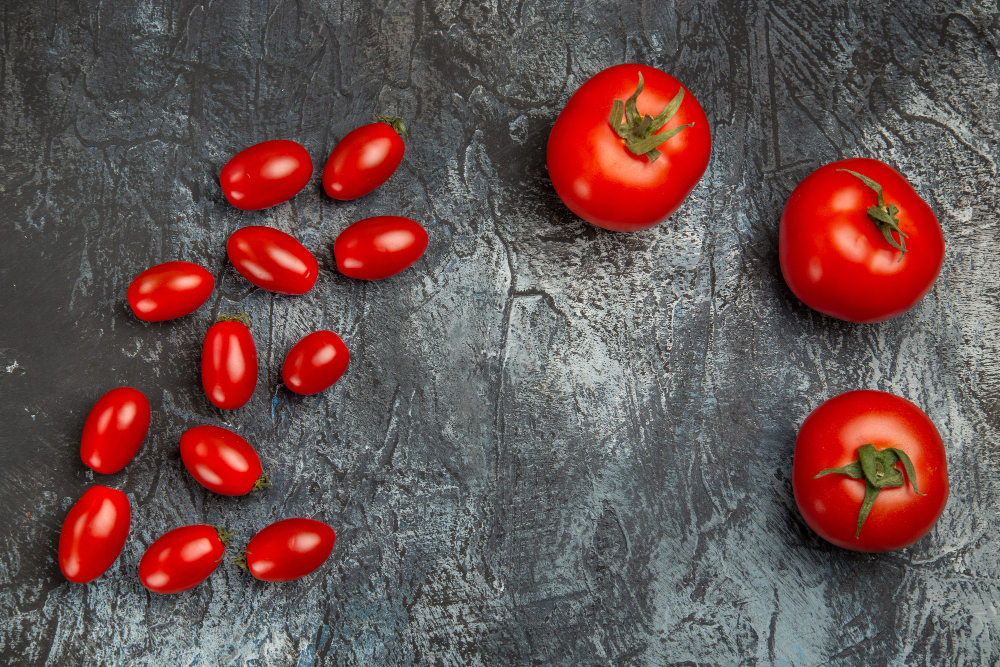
[609,73,693,162]
[837,168,909,261]
[252,471,273,494]
[374,113,408,140]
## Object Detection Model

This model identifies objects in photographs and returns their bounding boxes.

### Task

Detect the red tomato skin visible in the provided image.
[281,330,350,395]
[792,390,948,552]
[126,261,215,322]
[138,525,226,594]
[334,216,428,280]
[779,158,945,323]
[323,123,405,200]
[547,63,711,232]
[58,486,130,583]
[246,518,335,582]
[180,425,264,496]
[80,387,151,474]
[226,226,319,295]
[220,140,312,210]
[201,321,258,410]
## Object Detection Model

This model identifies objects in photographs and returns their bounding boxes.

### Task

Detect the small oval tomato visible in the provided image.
[281,330,349,395]
[322,116,406,200]
[779,158,945,323]
[127,261,215,322]
[220,140,312,210]
[202,319,258,410]
[138,525,230,594]
[80,387,151,474]
[792,390,948,552]
[180,425,269,496]
[242,518,335,582]
[334,216,427,280]
[227,226,319,295]
[58,486,130,583]
[547,63,711,232]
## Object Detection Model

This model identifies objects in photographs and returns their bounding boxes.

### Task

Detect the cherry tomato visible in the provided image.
[180,425,269,496]
[80,387,151,474]
[126,261,215,322]
[227,226,318,295]
[138,525,231,594]
[780,158,944,323]
[792,390,948,552]
[322,116,406,200]
[334,216,428,280]
[547,63,711,232]
[281,330,349,395]
[242,518,335,582]
[58,486,130,583]
[220,140,312,210]
[202,319,258,410]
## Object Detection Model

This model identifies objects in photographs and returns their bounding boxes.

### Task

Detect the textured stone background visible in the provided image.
[2,0,999,665]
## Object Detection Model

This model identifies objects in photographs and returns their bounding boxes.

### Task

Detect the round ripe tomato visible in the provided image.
[792,390,948,552]
[126,261,215,322]
[323,116,406,200]
[201,318,258,410]
[227,226,319,295]
[220,140,312,210]
[779,158,945,323]
[180,425,269,496]
[80,387,151,474]
[281,330,349,395]
[241,518,335,582]
[138,525,231,594]
[334,216,428,280]
[58,486,130,583]
[547,63,711,232]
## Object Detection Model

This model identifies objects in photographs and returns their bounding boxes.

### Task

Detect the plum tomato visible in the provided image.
[334,216,427,280]
[281,330,349,395]
[180,425,269,496]
[227,226,319,295]
[792,390,949,552]
[126,261,215,322]
[240,518,335,582]
[201,317,258,410]
[220,140,312,210]
[322,115,406,200]
[547,63,711,232]
[58,485,130,584]
[80,387,151,474]
[138,524,232,594]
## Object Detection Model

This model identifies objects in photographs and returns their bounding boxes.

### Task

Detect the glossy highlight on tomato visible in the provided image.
[80,387,151,474]
[180,425,268,496]
[281,330,349,395]
[127,261,215,322]
[138,524,230,594]
[227,226,319,295]
[58,485,130,584]
[242,518,335,582]
[220,140,312,210]
[323,116,406,200]
[334,216,428,280]
[202,319,258,410]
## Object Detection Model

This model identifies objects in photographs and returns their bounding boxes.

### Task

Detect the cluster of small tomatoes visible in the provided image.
[59,116,426,590]
[548,64,948,553]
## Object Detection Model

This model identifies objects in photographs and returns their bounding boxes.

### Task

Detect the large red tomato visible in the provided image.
[220,140,312,210]
[227,226,319,295]
[547,63,711,232]
[126,261,214,321]
[180,425,269,496]
[792,390,948,552]
[138,524,231,594]
[240,518,335,582]
[201,318,258,410]
[779,158,945,323]
[58,485,130,583]
[281,330,349,395]
[80,387,151,474]
[323,116,406,200]
[333,216,428,280]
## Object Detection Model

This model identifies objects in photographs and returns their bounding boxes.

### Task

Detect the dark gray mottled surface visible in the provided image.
[2,0,999,664]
